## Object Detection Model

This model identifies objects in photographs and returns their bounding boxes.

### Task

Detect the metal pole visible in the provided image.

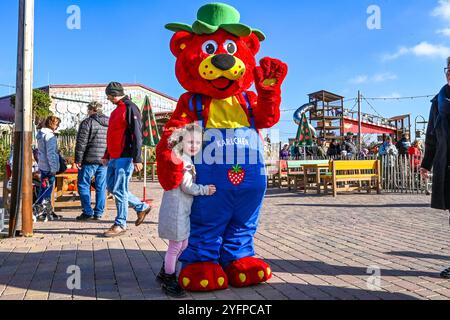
[357,90,362,155]
[9,0,34,237]
[143,146,147,201]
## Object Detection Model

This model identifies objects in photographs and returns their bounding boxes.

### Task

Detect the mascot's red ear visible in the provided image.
[170,31,194,58]
[243,33,261,56]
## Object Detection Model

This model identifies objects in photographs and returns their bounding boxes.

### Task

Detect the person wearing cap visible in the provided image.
[421,56,450,279]
[75,101,109,221]
[102,82,152,238]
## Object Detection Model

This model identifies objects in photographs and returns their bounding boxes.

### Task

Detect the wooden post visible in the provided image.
[143,146,147,201]
[357,91,362,155]
[332,161,337,198]
[9,0,34,238]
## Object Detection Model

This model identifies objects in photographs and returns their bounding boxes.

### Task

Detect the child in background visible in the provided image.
[157,124,216,298]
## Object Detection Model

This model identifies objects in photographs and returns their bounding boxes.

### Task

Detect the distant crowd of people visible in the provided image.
[280,133,425,164]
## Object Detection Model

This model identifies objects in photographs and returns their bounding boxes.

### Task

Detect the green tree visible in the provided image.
[10,89,52,124]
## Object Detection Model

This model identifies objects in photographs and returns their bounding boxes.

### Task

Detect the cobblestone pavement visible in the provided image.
[1,181,450,300]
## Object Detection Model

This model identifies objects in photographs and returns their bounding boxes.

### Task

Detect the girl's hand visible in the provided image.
[208,185,217,195]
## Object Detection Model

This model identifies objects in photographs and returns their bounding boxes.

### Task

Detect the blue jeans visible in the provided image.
[78,164,107,218]
[38,171,55,204]
[107,158,148,228]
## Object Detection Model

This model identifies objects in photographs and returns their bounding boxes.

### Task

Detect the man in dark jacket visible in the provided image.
[420,57,450,279]
[396,134,411,156]
[343,133,357,158]
[75,102,109,221]
[102,82,152,238]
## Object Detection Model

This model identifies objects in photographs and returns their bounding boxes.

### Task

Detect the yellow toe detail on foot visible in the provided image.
[218,277,225,287]
[200,280,209,288]
[182,277,190,287]
[239,273,247,283]
[267,268,272,276]
[258,271,265,280]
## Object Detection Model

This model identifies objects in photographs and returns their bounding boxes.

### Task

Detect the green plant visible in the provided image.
[59,128,78,136]
[0,145,11,180]
[10,89,52,124]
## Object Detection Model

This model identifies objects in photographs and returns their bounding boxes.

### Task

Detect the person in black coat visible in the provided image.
[421,57,450,279]
[327,139,341,158]
[75,101,109,221]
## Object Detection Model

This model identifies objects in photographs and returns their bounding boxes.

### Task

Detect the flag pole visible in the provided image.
[143,146,147,202]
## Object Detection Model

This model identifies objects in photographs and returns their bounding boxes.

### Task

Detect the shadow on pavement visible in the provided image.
[0,249,429,300]
[387,251,450,261]
[277,203,430,208]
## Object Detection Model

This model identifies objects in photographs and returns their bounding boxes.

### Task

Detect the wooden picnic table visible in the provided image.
[287,160,329,191]
[53,170,79,207]
[302,163,330,194]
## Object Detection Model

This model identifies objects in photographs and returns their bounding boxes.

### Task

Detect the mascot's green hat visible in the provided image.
[166,2,266,41]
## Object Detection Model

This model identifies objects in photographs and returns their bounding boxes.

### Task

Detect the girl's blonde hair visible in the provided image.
[414,139,424,150]
[168,123,203,157]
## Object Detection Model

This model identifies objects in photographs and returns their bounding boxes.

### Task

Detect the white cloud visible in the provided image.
[437,28,450,36]
[349,73,397,84]
[373,72,398,82]
[432,0,450,21]
[383,47,410,61]
[349,75,369,84]
[383,42,450,61]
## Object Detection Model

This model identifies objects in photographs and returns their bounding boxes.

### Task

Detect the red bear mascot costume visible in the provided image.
[157,3,288,292]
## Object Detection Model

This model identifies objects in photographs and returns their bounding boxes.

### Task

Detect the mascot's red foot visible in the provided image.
[224,257,272,288]
[179,262,229,292]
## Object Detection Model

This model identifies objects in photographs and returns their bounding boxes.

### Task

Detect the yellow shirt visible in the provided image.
[206,96,251,129]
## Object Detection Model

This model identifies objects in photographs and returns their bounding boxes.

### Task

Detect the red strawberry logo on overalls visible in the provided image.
[156,3,288,292]
[228,165,245,185]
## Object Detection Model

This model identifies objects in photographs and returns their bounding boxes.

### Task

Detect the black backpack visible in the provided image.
[57,153,67,175]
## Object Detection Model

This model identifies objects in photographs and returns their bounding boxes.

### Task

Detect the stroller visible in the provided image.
[32,175,63,223]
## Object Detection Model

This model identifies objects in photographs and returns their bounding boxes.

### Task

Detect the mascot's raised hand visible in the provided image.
[254,57,288,94]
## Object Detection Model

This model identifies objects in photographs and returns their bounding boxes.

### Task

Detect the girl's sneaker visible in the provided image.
[157,266,187,298]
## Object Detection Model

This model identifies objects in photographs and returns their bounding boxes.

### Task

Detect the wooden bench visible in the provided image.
[287,160,330,191]
[321,160,381,197]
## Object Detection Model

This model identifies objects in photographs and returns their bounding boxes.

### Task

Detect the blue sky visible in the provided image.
[1,0,450,141]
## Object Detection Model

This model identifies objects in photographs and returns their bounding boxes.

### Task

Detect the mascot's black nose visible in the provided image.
[211,54,236,71]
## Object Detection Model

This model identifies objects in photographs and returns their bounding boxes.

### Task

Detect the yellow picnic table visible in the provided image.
[302,163,330,194]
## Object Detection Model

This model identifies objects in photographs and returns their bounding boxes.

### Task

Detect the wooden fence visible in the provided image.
[380,154,431,194]
[0,131,77,157]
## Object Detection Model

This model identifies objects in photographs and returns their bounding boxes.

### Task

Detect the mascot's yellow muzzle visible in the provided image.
[199,54,246,81]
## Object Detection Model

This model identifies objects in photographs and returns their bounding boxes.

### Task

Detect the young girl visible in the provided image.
[157,124,216,297]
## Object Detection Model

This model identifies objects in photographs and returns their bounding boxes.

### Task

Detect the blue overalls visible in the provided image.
[179,93,267,268]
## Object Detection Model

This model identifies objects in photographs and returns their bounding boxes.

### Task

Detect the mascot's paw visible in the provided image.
[179,262,228,292]
[224,257,272,288]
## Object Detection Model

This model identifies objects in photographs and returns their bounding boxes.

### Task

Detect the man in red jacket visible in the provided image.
[102,82,152,238]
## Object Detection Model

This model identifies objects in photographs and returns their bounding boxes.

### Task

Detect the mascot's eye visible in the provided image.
[224,40,237,55]
[202,40,218,55]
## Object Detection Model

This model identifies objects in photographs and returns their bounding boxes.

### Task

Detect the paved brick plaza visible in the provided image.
[1,181,450,300]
